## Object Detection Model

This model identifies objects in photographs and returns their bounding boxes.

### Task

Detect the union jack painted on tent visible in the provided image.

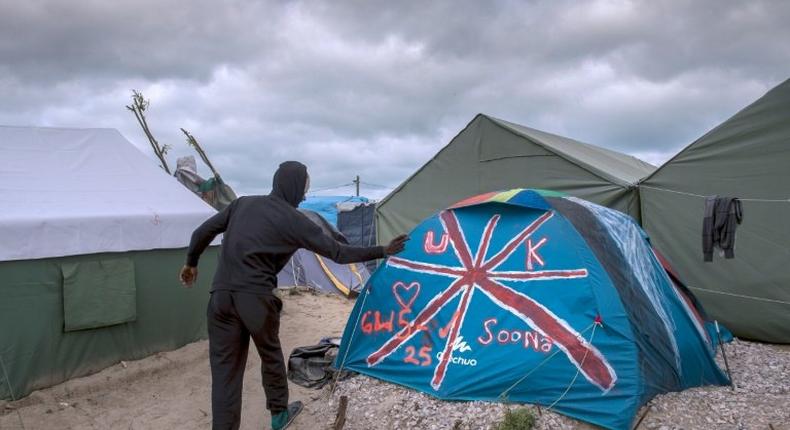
[370,209,617,392]
[336,189,730,430]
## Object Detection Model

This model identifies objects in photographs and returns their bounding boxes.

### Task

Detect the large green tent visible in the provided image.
[640,79,790,343]
[377,114,655,243]
[0,126,218,400]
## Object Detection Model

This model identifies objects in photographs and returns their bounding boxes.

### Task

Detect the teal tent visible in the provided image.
[339,189,728,430]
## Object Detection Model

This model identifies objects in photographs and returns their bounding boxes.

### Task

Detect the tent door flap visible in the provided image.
[61,257,137,332]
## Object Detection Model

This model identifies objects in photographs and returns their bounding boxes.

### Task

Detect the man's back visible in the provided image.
[210,195,302,293]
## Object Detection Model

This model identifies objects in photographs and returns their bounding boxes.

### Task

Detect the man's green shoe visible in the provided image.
[271,401,303,430]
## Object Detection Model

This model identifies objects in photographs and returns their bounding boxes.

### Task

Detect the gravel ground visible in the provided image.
[315,339,790,430]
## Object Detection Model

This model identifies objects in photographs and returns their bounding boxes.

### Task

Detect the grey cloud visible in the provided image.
[0,0,278,83]
[1,0,789,197]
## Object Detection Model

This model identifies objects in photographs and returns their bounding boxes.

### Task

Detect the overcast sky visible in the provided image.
[1,0,788,198]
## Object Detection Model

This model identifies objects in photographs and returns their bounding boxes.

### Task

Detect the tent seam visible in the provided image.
[484,116,639,188]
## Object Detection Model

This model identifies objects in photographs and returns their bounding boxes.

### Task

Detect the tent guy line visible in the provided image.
[640,185,790,203]
[497,320,599,402]
[545,321,601,412]
[688,286,790,306]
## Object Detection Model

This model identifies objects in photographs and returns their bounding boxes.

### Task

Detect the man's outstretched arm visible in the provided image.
[291,215,408,263]
[180,200,236,286]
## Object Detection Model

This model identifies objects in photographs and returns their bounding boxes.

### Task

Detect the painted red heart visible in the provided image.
[392,281,420,310]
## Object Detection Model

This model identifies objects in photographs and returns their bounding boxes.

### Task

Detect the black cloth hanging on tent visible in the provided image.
[702,196,744,262]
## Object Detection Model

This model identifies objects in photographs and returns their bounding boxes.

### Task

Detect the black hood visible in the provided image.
[271,161,308,207]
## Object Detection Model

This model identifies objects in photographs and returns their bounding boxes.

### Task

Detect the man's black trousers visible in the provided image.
[207,290,288,430]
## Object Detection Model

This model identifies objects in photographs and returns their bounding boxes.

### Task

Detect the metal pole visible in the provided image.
[354,175,360,197]
[715,320,735,390]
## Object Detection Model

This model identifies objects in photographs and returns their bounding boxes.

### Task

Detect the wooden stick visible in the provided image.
[126,91,171,174]
[181,128,220,179]
[333,395,348,430]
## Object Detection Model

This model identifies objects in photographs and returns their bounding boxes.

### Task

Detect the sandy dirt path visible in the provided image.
[0,290,352,430]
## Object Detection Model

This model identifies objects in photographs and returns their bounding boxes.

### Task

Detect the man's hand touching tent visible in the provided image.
[385,234,409,256]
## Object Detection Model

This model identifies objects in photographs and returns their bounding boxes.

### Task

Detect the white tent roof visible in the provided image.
[0,126,217,261]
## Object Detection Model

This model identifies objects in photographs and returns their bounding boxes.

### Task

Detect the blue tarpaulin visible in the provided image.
[299,196,369,226]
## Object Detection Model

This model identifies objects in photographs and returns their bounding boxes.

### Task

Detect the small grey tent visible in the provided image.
[376,114,656,243]
[277,210,370,297]
[278,249,369,297]
[640,79,790,343]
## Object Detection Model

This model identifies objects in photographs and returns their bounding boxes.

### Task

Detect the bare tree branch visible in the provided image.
[181,128,221,179]
[126,90,171,174]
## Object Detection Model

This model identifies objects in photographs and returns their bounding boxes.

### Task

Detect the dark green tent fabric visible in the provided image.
[0,247,218,400]
[62,257,137,332]
[640,78,790,343]
[376,114,655,243]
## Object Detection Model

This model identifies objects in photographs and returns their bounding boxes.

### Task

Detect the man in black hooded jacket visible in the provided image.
[179,161,407,430]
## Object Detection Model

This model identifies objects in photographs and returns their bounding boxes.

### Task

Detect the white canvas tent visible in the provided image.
[0,126,216,261]
[0,126,218,400]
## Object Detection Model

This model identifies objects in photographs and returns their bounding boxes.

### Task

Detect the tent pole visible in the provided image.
[715,320,735,390]
[0,352,17,401]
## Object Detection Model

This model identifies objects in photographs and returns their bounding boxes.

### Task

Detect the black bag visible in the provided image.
[287,338,355,389]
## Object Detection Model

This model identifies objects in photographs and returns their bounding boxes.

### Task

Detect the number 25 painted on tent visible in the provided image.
[404,346,432,366]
